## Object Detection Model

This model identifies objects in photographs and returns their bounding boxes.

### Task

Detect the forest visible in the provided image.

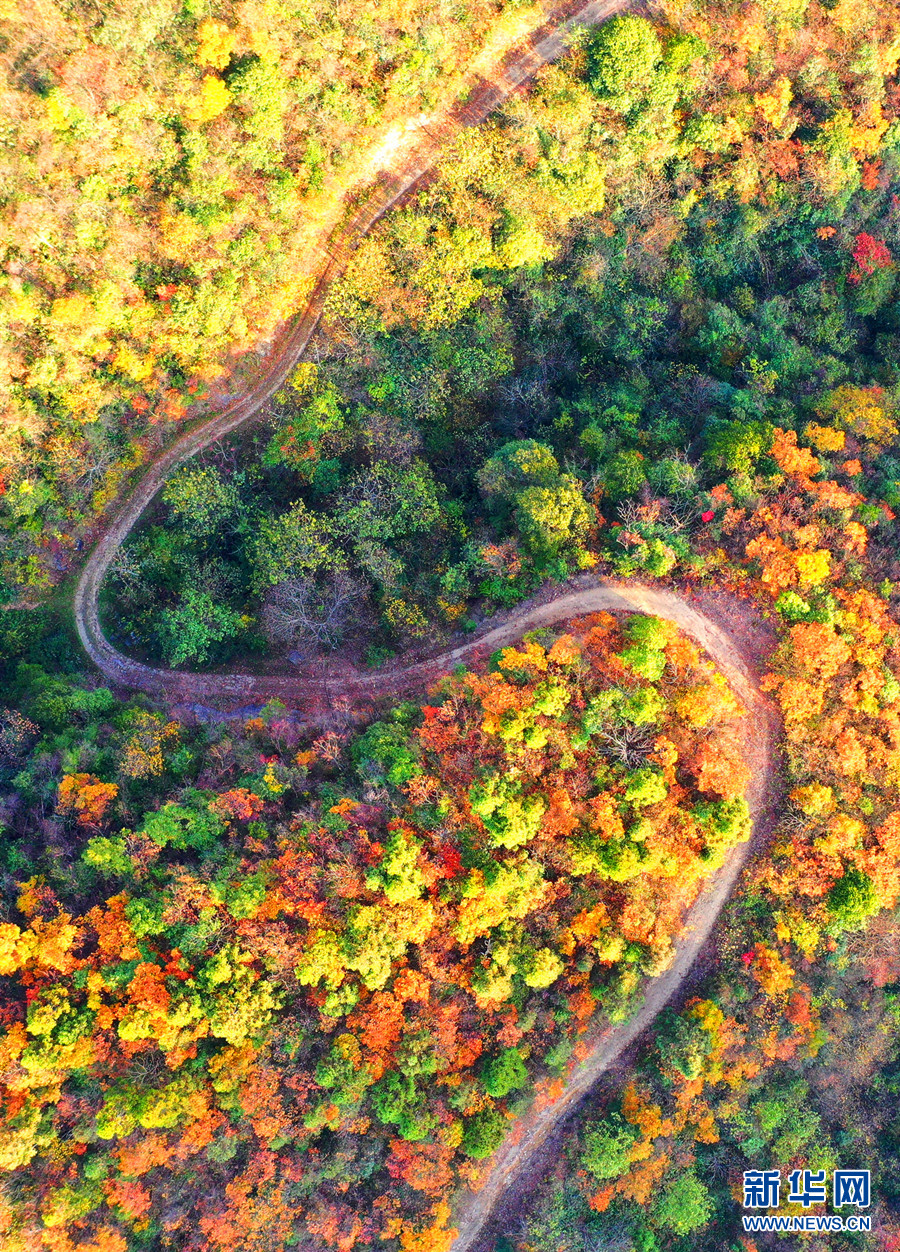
[0,609,755,1248]
[0,0,552,593]
[3,0,900,1249]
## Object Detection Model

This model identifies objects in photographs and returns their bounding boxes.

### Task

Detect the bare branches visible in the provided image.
[597,722,655,767]
[262,571,369,651]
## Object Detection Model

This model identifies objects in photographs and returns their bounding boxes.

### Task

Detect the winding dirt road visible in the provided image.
[73,0,632,696]
[67,2,783,1247]
[83,567,782,1251]
[443,587,779,1252]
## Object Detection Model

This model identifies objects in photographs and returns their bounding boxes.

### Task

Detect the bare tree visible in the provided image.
[262,570,369,651]
[361,410,422,465]
[598,723,655,767]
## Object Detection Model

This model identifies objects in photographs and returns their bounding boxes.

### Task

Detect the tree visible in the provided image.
[315,1034,374,1109]
[481,1047,528,1099]
[161,466,242,538]
[251,501,341,591]
[514,477,592,558]
[461,1107,507,1158]
[353,721,422,788]
[335,463,441,546]
[262,570,367,651]
[469,776,548,849]
[586,15,662,105]
[651,1170,712,1234]
[383,598,430,642]
[816,384,898,445]
[365,828,427,904]
[826,867,879,931]
[56,774,118,828]
[517,945,564,989]
[138,799,225,853]
[194,19,235,69]
[82,835,132,877]
[655,1008,714,1080]
[603,449,647,501]
[582,1110,639,1180]
[748,1079,822,1160]
[692,797,751,859]
[371,1072,434,1141]
[704,420,773,474]
[156,588,245,666]
[118,711,180,779]
[848,233,893,284]
[625,766,667,808]
[618,643,666,682]
[477,441,560,501]
[624,616,671,651]
[263,384,347,475]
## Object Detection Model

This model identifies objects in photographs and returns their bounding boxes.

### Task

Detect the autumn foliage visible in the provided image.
[0,617,751,1249]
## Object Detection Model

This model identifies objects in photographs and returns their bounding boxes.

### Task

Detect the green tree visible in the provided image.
[155,588,245,666]
[582,1110,639,1180]
[571,834,644,882]
[618,643,666,682]
[250,500,340,591]
[587,15,662,106]
[656,1008,714,1080]
[316,1036,375,1109]
[469,776,547,850]
[139,800,225,853]
[371,1071,434,1141]
[704,420,774,475]
[263,383,347,474]
[514,477,591,558]
[625,766,667,808]
[353,720,422,788]
[461,1106,507,1158]
[640,537,679,578]
[517,945,564,989]
[161,466,242,538]
[603,449,647,501]
[748,1079,822,1160]
[335,462,441,545]
[664,32,708,75]
[624,616,671,650]
[481,1047,528,1099]
[82,836,132,877]
[826,866,879,931]
[692,798,752,859]
[619,686,666,726]
[651,1170,712,1234]
[232,58,290,158]
[477,440,560,501]
[365,828,427,903]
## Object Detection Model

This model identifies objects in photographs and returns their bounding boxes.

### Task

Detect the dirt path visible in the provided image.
[65,2,784,1245]
[445,584,779,1252]
[73,0,631,692]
